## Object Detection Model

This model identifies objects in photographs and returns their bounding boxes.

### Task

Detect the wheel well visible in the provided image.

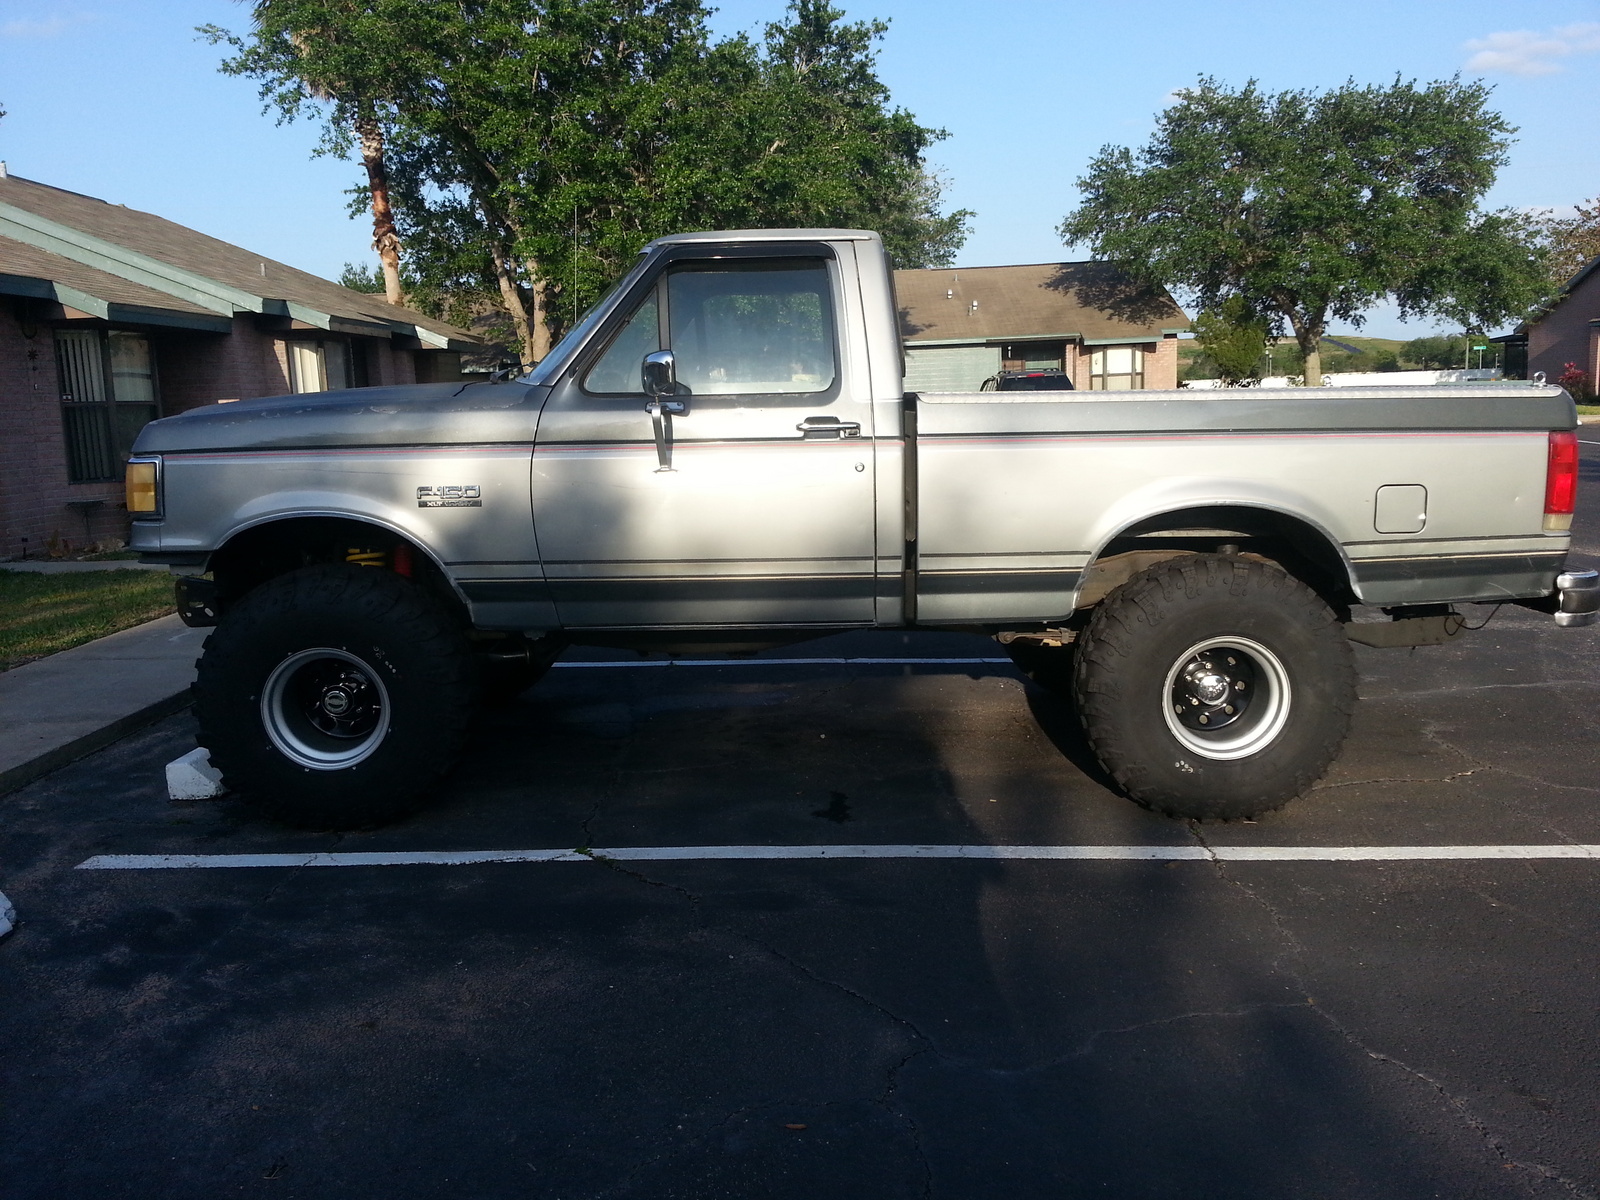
[207,517,462,620]
[1079,506,1356,613]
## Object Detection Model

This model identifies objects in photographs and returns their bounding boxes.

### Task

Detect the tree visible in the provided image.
[206,0,969,364]
[338,261,385,294]
[1539,197,1600,286]
[1400,334,1467,369]
[1190,296,1268,385]
[205,2,415,306]
[1059,76,1549,386]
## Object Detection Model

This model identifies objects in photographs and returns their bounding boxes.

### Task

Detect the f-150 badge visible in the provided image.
[417,485,482,508]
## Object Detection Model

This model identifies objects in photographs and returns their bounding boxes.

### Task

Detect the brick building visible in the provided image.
[895,261,1188,392]
[1525,255,1600,395]
[0,171,481,559]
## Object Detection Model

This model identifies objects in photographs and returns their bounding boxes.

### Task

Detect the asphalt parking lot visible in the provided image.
[5,441,1600,1200]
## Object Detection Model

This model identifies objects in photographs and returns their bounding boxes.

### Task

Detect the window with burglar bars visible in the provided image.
[55,330,160,482]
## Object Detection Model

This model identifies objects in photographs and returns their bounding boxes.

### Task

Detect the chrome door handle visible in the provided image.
[796,416,862,440]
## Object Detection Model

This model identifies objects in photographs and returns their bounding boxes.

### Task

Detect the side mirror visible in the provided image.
[642,349,676,398]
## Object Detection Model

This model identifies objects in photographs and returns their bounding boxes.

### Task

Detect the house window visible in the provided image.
[1089,345,1145,390]
[55,329,161,483]
[1001,341,1065,370]
[287,338,352,393]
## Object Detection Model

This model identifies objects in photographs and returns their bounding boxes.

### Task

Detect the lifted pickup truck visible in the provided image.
[128,228,1598,829]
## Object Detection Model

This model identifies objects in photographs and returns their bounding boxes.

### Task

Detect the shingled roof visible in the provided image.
[895,260,1188,344]
[0,172,478,349]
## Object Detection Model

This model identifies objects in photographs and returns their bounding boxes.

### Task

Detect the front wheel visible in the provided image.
[1071,555,1355,820]
[194,564,476,829]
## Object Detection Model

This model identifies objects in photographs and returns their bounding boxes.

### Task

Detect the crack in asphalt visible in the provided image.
[1313,768,1481,792]
[1363,680,1600,701]
[1188,824,1595,1198]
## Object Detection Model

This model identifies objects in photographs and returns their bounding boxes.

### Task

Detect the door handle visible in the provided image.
[796,416,862,440]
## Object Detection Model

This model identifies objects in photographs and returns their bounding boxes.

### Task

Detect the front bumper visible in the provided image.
[1555,569,1600,627]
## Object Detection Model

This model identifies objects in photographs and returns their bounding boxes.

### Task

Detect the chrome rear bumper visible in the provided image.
[1555,569,1600,627]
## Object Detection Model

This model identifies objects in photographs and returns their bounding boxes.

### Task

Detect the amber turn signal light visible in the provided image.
[125,459,160,515]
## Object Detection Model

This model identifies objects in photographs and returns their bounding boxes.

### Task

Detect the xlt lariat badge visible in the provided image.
[417,485,482,508]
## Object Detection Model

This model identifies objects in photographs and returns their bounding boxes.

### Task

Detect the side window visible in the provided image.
[666,261,835,396]
[55,329,161,483]
[287,339,354,393]
[583,293,660,395]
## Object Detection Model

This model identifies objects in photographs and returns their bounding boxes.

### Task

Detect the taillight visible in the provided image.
[1545,430,1579,531]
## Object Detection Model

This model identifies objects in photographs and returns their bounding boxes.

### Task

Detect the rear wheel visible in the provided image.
[1072,555,1355,820]
[194,564,475,829]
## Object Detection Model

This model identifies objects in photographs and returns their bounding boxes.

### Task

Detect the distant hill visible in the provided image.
[1177,334,1406,363]
[1178,333,1412,379]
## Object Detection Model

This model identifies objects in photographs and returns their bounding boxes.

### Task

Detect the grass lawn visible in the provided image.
[0,570,176,672]
[1576,405,1600,415]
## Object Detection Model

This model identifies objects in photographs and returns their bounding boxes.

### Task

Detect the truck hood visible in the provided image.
[132,380,548,453]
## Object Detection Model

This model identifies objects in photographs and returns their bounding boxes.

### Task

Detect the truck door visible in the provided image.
[531,249,876,629]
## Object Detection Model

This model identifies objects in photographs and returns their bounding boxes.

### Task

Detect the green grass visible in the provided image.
[0,570,175,671]
[1577,405,1600,415]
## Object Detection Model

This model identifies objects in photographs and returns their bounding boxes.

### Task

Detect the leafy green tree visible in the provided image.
[207,0,969,363]
[338,261,385,294]
[1400,334,1467,369]
[1190,296,1268,385]
[1538,196,1600,286]
[1059,76,1549,386]
[205,2,416,306]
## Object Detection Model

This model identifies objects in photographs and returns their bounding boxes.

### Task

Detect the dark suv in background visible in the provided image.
[980,368,1075,391]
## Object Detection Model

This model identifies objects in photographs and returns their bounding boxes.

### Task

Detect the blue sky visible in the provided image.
[2,0,1596,338]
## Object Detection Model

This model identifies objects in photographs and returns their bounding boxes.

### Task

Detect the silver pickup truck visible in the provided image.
[126,228,1599,829]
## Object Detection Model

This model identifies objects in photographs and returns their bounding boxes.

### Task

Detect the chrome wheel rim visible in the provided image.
[261,648,390,770]
[1161,636,1291,761]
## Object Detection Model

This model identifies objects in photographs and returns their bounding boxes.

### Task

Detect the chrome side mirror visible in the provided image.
[642,349,676,398]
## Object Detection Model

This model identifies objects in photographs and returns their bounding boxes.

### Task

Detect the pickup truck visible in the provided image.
[126,227,1600,830]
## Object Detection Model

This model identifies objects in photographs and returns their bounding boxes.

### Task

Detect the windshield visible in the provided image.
[525,253,654,386]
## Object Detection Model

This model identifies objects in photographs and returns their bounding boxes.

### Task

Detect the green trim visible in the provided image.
[0,201,257,315]
[908,331,1172,349]
[0,199,481,351]
[105,305,232,333]
[905,333,1081,348]
[0,272,55,299]
[0,270,231,331]
[329,314,404,339]
[51,283,109,319]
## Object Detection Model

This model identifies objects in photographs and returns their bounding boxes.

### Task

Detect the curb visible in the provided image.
[0,689,193,798]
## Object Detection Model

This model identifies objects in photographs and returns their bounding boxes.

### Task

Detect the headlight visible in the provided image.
[125,457,162,516]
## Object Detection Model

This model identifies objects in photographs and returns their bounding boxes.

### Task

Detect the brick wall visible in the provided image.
[1,317,431,557]
[155,324,290,414]
[1147,334,1179,389]
[1065,337,1178,390]
[0,310,126,557]
[1530,270,1600,396]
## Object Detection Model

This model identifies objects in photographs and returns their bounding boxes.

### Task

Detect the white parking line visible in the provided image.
[75,843,1600,870]
[551,657,1014,669]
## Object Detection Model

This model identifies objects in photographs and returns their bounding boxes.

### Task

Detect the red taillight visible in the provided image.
[1546,430,1579,516]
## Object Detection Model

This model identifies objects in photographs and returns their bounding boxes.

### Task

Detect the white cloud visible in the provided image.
[1464,23,1600,76]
